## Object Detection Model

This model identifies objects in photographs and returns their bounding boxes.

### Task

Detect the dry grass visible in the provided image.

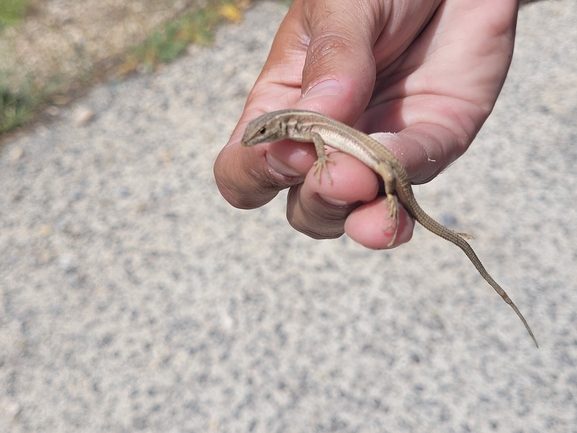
[0,0,249,135]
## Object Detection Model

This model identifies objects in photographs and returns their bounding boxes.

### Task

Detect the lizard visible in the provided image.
[241,109,538,347]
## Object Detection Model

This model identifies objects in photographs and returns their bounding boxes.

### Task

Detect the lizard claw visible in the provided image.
[458,232,475,240]
[313,156,335,184]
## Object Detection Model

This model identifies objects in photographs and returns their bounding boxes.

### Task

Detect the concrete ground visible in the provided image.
[1,1,576,432]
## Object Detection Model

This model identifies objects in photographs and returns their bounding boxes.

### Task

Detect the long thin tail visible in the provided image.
[399,186,538,347]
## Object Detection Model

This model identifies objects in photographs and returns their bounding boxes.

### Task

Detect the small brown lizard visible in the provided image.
[241,109,538,347]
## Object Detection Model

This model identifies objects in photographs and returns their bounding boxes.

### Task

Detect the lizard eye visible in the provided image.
[258,126,267,135]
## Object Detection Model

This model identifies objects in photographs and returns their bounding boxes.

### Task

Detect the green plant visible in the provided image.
[0,85,36,133]
[123,0,243,73]
[0,0,249,135]
[0,0,30,30]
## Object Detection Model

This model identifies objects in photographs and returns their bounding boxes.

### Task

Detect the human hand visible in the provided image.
[214,0,519,249]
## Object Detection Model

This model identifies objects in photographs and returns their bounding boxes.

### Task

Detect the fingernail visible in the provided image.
[266,153,302,178]
[318,194,349,206]
[303,79,343,99]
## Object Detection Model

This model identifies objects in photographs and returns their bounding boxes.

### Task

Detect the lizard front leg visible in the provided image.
[309,132,335,183]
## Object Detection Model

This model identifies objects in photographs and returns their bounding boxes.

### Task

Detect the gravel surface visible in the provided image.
[1,1,577,432]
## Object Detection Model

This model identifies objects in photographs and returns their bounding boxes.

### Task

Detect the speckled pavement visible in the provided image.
[1,1,576,432]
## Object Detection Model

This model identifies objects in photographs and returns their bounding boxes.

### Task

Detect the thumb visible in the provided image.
[294,0,379,123]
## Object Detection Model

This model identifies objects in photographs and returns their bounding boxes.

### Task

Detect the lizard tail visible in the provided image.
[398,187,538,348]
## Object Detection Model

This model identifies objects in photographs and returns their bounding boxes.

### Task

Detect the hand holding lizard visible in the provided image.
[214,0,520,249]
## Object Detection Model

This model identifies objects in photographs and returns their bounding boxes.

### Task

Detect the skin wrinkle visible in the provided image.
[398,128,450,183]
[287,186,350,239]
[372,3,513,109]
[305,36,357,74]
[303,34,372,92]
[405,102,480,180]
[360,3,515,185]
[370,13,447,106]
[301,0,376,94]
[304,0,376,35]
[373,1,440,64]
[359,89,487,184]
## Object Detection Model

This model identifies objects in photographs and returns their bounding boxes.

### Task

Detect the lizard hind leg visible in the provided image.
[377,162,400,246]
[383,193,400,247]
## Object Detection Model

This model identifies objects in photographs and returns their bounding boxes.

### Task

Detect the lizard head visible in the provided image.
[241,111,289,147]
